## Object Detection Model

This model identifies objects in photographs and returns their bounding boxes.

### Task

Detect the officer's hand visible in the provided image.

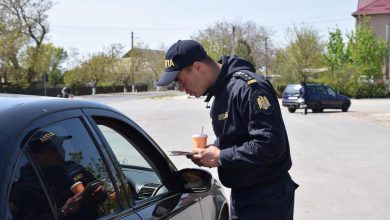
[90,184,106,203]
[187,154,203,167]
[189,145,221,168]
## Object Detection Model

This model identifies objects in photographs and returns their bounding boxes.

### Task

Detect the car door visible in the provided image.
[6,110,141,220]
[84,109,204,220]
[325,86,343,108]
[6,152,57,220]
[314,86,332,108]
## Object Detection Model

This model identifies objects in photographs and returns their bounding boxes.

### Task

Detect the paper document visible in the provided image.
[169,151,196,156]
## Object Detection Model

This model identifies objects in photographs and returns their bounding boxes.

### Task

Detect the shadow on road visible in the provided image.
[290,110,355,115]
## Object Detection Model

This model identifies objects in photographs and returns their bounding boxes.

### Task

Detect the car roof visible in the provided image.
[0,95,117,154]
[287,83,323,87]
[0,95,114,123]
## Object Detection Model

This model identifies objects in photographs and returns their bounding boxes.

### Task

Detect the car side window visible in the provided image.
[94,118,169,203]
[307,86,315,95]
[326,87,337,96]
[19,118,121,219]
[315,86,327,95]
[7,152,56,220]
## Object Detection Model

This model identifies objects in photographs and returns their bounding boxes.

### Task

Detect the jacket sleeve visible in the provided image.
[219,83,288,170]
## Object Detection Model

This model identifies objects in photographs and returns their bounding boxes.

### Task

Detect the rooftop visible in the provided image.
[352,0,390,16]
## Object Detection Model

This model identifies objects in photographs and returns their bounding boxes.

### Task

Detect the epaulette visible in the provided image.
[233,71,257,85]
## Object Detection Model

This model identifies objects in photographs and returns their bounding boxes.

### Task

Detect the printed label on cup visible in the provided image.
[192,134,208,149]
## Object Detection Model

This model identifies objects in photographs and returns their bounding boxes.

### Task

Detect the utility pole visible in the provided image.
[232,26,236,55]
[43,72,48,96]
[386,24,390,85]
[265,37,268,78]
[131,31,134,50]
[131,31,135,92]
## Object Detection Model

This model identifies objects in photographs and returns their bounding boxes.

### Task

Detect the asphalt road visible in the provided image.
[79,92,390,220]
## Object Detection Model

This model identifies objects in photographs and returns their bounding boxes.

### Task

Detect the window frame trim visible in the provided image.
[5,109,85,220]
[83,109,179,193]
[6,109,128,220]
[6,148,60,220]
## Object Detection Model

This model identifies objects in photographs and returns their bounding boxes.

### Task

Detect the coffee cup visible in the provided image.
[70,181,84,194]
[192,134,208,149]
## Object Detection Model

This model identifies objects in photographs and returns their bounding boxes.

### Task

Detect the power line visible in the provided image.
[51,16,353,33]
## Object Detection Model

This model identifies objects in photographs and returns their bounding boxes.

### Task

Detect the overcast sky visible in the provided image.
[48,0,358,57]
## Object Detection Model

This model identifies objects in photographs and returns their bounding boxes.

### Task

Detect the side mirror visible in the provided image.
[176,168,212,193]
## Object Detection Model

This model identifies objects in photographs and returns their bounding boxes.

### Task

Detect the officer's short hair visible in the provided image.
[182,56,215,73]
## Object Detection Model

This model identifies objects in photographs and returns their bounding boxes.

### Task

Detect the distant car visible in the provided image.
[0,96,228,220]
[282,83,351,113]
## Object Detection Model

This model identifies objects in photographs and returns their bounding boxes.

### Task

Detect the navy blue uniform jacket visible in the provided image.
[205,56,292,190]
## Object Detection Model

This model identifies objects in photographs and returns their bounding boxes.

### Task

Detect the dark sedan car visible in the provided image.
[0,96,228,220]
[282,83,351,113]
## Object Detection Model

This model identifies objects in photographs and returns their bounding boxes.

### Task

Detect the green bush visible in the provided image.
[346,82,388,99]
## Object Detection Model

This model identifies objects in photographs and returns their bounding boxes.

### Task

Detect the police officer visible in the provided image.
[300,81,308,115]
[158,40,298,220]
[62,86,71,98]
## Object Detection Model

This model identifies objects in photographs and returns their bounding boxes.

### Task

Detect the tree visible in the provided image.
[111,58,132,92]
[324,28,351,91]
[192,20,272,70]
[0,13,28,88]
[342,20,388,98]
[285,24,325,82]
[272,48,299,85]
[234,39,254,65]
[122,42,151,91]
[0,0,53,83]
[46,45,67,86]
[62,48,85,94]
[65,47,82,70]
[326,28,350,67]
[270,24,325,95]
[143,46,165,83]
[103,44,125,90]
[23,43,67,86]
[347,20,387,80]
[106,43,124,59]
[320,21,387,98]
[82,52,115,95]
[63,67,85,90]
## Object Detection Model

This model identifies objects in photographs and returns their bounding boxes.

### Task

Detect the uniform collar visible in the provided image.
[204,56,230,103]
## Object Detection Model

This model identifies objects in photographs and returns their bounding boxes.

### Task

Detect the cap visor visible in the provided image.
[157,70,180,86]
[58,135,72,143]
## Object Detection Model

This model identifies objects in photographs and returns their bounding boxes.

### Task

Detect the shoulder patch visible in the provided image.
[257,96,271,110]
[250,90,274,115]
[233,71,257,85]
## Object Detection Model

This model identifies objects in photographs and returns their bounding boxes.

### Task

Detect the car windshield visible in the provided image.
[284,85,301,94]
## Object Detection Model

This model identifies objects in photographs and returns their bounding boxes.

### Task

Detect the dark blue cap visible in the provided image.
[157,40,207,86]
[29,131,72,153]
